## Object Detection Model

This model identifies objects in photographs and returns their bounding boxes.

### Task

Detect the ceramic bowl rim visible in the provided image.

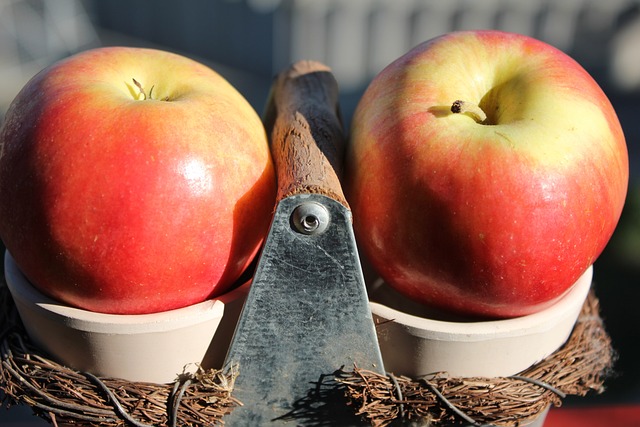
[369,265,592,342]
[4,250,248,334]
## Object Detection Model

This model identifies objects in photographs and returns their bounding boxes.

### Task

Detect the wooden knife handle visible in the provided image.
[264,60,347,208]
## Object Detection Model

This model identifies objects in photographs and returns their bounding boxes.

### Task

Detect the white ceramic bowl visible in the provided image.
[369,266,592,379]
[4,250,248,383]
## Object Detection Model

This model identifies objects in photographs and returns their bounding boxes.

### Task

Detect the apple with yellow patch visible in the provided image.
[346,30,628,318]
[0,47,276,314]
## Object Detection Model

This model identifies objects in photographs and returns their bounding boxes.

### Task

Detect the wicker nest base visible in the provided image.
[2,281,614,427]
[338,292,616,426]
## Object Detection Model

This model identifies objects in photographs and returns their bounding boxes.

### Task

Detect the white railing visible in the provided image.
[269,0,640,90]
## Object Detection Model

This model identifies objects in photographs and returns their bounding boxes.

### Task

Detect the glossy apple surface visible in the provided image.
[0,47,276,314]
[346,30,628,318]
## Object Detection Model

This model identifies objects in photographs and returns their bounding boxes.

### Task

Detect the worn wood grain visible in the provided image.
[263,60,347,207]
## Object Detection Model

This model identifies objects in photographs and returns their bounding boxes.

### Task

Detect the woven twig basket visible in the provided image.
[1,278,614,426]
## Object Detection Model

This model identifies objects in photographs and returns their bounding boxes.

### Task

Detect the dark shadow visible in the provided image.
[216,159,276,294]
[428,105,454,118]
[200,260,253,370]
[275,371,366,426]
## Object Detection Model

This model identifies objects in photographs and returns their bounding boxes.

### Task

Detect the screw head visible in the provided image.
[291,202,330,235]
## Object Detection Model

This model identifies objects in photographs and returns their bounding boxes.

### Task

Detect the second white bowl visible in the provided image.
[369,266,592,378]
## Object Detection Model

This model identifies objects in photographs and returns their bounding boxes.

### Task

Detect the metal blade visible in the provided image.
[223,193,384,425]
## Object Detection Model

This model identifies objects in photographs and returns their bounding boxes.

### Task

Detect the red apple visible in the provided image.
[0,47,276,314]
[346,30,629,318]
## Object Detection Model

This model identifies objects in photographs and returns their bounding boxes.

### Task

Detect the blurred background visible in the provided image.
[1,0,639,425]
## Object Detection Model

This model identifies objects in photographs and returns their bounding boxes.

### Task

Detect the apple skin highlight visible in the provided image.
[346,30,628,318]
[0,47,277,314]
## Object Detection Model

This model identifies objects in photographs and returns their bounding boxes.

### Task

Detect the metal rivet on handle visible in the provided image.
[291,202,330,235]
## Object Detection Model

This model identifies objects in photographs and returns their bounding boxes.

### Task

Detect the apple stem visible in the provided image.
[451,100,487,124]
[132,78,147,100]
[132,78,166,101]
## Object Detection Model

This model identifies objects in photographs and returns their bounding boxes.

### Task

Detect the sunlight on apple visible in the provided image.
[178,158,213,196]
